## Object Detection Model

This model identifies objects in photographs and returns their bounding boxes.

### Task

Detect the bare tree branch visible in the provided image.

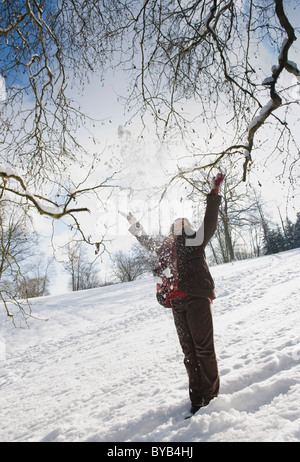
[242,0,299,180]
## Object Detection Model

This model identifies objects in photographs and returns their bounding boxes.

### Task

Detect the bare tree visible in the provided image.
[63,241,101,291]
[0,1,121,246]
[2,1,299,211]
[184,171,264,263]
[131,243,159,276]
[95,0,299,185]
[1,1,123,318]
[111,249,146,283]
[16,256,55,299]
[0,204,39,323]
[216,179,264,262]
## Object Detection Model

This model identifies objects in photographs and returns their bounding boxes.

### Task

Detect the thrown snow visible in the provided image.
[0,249,300,442]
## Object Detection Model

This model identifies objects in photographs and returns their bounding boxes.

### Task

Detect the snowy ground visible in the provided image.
[0,249,300,442]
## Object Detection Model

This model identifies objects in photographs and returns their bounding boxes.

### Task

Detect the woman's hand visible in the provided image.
[210,173,225,195]
[119,211,138,225]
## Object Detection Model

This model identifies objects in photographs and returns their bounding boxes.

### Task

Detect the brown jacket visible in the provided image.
[129,194,221,299]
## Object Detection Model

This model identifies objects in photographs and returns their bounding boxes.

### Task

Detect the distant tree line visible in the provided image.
[262,212,300,255]
[111,244,159,283]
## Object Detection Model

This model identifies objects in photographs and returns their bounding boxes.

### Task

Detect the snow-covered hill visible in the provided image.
[1,249,300,442]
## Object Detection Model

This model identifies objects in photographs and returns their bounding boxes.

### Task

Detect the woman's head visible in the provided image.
[169,218,195,236]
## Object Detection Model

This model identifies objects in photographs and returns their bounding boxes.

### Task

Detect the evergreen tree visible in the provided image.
[283,218,295,250]
[263,226,286,255]
[263,213,300,255]
[292,213,300,249]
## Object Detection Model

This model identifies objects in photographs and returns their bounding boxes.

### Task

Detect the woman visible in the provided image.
[120,173,224,417]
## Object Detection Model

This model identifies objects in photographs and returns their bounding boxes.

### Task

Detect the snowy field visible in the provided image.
[0,249,300,443]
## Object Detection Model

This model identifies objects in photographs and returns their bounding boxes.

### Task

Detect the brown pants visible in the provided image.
[171,295,220,406]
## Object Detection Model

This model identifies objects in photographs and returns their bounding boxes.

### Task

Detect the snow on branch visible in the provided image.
[242,0,298,181]
[0,163,89,219]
